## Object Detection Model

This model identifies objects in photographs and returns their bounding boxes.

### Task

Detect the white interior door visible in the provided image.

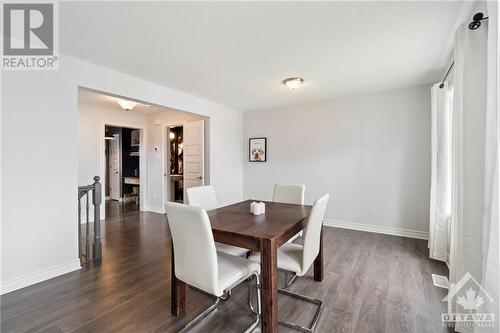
[110,134,121,200]
[183,120,204,198]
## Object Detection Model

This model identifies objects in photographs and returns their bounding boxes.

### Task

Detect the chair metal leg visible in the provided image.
[243,273,261,333]
[180,272,261,333]
[247,273,261,315]
[179,298,220,333]
[220,289,232,301]
[277,288,324,333]
[283,272,297,288]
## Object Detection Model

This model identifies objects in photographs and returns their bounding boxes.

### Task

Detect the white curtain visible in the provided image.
[429,82,453,262]
[449,3,499,331]
[450,12,488,284]
[478,2,499,332]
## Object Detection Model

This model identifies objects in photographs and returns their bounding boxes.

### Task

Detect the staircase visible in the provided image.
[78,176,102,265]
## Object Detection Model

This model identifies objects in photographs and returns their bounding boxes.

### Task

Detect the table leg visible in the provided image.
[261,238,278,333]
[170,240,185,315]
[314,227,324,281]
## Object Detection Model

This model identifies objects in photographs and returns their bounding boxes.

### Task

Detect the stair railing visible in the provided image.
[78,176,102,264]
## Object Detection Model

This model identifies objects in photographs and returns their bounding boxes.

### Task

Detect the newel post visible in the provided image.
[92,176,102,260]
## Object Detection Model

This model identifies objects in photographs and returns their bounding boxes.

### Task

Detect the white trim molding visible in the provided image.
[323,219,429,240]
[146,206,166,214]
[1,259,81,295]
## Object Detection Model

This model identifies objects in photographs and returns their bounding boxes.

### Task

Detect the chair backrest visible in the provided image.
[165,202,219,296]
[272,184,305,205]
[301,194,329,274]
[186,185,218,210]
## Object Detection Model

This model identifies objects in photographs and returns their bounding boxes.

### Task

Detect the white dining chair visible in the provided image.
[272,184,305,205]
[166,202,261,333]
[249,193,329,333]
[186,185,250,257]
[272,184,306,263]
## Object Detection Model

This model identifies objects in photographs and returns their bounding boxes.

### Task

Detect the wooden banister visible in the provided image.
[78,176,102,265]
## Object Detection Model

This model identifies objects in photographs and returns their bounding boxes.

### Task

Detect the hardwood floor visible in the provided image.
[105,200,140,218]
[1,210,448,333]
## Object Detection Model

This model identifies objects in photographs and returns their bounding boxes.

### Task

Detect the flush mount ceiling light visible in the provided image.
[117,99,137,111]
[282,77,304,90]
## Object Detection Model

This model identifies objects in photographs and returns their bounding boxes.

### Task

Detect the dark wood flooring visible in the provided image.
[105,200,139,218]
[1,210,449,333]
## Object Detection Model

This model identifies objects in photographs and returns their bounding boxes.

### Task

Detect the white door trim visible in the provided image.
[109,133,121,201]
[183,120,205,194]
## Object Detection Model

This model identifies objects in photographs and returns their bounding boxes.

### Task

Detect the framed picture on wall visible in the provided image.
[249,137,267,162]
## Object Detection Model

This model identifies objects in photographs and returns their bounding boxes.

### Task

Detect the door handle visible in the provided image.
[197,176,204,180]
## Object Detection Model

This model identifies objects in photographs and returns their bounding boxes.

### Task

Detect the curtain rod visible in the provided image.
[439,12,489,89]
[439,61,454,89]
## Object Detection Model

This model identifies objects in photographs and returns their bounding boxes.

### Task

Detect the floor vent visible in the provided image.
[432,274,449,289]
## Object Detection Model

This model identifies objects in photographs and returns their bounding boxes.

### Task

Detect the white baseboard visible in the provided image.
[323,219,429,240]
[146,206,165,214]
[1,259,81,295]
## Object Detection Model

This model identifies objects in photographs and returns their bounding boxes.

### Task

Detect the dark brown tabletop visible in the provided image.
[208,200,311,249]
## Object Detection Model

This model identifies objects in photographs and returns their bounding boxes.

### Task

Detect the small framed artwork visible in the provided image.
[249,137,267,162]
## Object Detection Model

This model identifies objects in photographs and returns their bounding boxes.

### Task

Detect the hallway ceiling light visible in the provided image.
[117,99,137,111]
[282,77,304,90]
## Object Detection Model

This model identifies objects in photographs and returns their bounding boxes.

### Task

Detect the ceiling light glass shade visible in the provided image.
[282,77,304,89]
[117,100,137,111]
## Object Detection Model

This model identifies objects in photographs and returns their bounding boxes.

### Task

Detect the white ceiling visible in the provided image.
[78,88,167,114]
[62,1,472,111]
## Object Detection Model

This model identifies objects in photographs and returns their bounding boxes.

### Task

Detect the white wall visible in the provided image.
[244,85,431,238]
[1,54,244,294]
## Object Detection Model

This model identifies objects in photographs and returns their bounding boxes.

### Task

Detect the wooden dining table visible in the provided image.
[170,200,324,333]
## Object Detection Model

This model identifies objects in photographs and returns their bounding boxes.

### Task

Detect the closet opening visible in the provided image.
[105,125,142,217]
